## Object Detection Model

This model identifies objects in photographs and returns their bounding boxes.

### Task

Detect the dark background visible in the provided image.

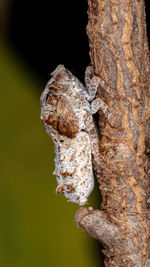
[0,1,103,267]
[8,0,90,86]
[1,0,150,266]
[7,0,150,84]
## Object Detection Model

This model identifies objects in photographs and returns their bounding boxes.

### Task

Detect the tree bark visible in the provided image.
[75,0,150,266]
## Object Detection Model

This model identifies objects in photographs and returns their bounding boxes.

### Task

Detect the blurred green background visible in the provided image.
[0,1,104,266]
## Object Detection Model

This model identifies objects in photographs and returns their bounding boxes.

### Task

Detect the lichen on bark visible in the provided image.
[75,0,150,266]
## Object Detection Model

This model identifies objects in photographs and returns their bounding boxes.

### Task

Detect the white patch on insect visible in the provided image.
[40,65,99,205]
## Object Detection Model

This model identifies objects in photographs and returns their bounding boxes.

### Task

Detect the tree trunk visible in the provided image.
[75,0,150,266]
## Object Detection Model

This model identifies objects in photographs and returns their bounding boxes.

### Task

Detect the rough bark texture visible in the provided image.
[75,0,150,266]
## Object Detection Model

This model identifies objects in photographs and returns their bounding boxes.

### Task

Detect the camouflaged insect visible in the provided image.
[40,65,99,205]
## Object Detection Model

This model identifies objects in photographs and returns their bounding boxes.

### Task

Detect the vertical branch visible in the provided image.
[75,0,150,266]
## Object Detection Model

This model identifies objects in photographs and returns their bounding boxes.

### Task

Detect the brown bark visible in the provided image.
[75,0,150,266]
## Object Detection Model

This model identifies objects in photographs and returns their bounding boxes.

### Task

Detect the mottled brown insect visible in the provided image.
[40,65,100,205]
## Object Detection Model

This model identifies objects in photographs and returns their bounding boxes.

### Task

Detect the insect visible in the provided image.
[40,65,100,205]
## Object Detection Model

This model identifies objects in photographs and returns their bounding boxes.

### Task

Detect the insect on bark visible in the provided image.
[40,65,100,205]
